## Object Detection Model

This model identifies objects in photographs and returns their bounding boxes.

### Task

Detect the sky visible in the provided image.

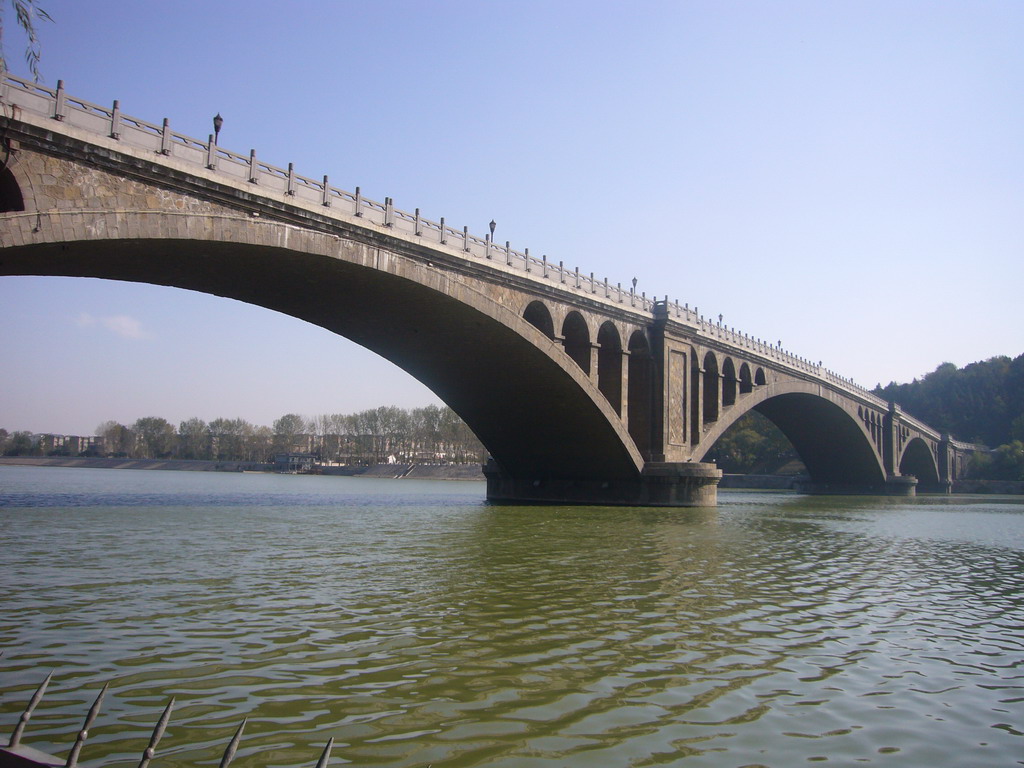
[1,0,1022,436]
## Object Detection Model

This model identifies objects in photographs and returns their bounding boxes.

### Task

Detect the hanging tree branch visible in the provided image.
[0,1,52,80]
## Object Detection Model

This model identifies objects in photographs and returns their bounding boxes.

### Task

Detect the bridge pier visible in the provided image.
[483,460,722,507]
[793,474,919,497]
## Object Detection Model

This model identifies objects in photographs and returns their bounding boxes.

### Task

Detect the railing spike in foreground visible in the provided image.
[136,698,175,768]
[313,737,334,768]
[219,719,247,768]
[8,671,53,748]
[65,682,108,768]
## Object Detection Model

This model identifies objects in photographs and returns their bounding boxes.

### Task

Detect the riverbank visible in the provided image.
[0,455,486,480]
[1,456,1019,492]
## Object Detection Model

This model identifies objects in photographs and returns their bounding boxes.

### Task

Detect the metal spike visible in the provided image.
[8,672,52,748]
[66,682,109,768]
[218,719,246,768]
[136,698,174,768]
[313,737,334,768]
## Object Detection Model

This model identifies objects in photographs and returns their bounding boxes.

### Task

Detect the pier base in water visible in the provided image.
[483,460,722,507]
[793,474,919,497]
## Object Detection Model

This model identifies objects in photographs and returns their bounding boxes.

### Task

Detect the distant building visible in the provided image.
[35,433,103,455]
[273,453,319,473]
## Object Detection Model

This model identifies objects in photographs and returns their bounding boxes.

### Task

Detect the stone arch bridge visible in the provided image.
[0,75,978,505]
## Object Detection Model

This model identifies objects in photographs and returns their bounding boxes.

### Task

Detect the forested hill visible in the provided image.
[873,354,1024,446]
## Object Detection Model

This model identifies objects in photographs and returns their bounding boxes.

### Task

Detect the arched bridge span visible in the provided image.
[0,75,977,504]
[1,212,644,485]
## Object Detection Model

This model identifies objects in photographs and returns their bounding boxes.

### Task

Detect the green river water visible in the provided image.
[1,465,1022,767]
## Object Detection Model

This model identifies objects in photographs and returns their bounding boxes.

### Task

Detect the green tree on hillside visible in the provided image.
[874,354,1024,446]
[703,411,798,474]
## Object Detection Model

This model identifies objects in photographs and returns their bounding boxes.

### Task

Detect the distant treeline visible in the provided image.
[0,405,486,465]
[5,355,1021,480]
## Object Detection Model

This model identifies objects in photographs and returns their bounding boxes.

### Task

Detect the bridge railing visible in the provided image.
[2,73,883,406]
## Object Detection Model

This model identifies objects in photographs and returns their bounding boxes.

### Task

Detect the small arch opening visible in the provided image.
[703,352,720,424]
[523,300,555,340]
[722,358,737,408]
[739,363,753,394]
[628,330,652,456]
[597,321,622,413]
[690,349,702,444]
[0,167,25,212]
[562,311,590,374]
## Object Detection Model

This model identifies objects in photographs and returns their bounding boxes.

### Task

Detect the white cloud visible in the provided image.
[75,312,151,340]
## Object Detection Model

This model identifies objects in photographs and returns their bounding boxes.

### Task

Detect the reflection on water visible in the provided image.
[1,466,1023,767]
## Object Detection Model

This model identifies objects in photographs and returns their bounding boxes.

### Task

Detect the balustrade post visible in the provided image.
[505,240,512,266]
[248,150,259,183]
[559,260,565,283]
[542,254,548,278]
[414,208,421,235]
[54,79,66,120]
[524,248,530,272]
[485,234,491,259]
[160,118,172,155]
[110,100,121,138]
[322,175,331,206]
[206,135,217,169]
[354,187,362,216]
[287,163,296,195]
[384,197,394,227]
[463,225,470,252]
[440,217,447,243]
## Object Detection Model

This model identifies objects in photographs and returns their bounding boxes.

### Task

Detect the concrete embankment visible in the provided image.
[0,456,485,480]
[0,456,271,472]
[321,463,485,480]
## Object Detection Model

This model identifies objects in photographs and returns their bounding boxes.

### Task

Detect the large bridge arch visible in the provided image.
[0,210,645,483]
[899,437,942,491]
[692,380,889,491]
